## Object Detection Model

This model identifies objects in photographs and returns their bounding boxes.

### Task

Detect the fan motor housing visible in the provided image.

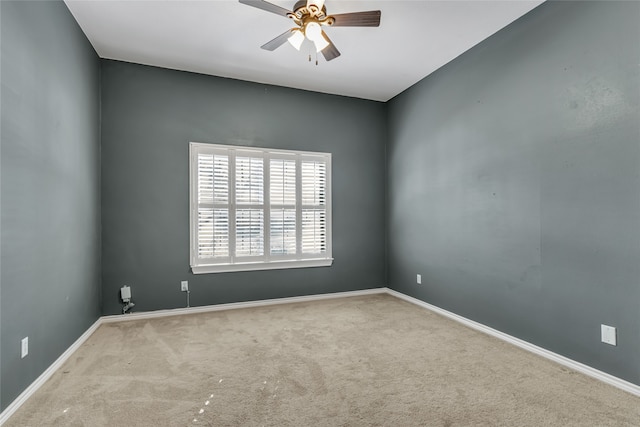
[289,0,332,25]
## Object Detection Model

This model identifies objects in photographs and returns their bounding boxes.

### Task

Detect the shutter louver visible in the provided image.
[197,153,229,259]
[198,208,229,258]
[270,159,296,205]
[213,155,229,204]
[301,161,327,255]
[301,161,326,206]
[302,209,326,254]
[236,156,264,258]
[236,156,264,204]
[270,209,296,254]
[236,209,264,256]
[198,208,214,257]
[198,154,214,204]
[270,159,296,255]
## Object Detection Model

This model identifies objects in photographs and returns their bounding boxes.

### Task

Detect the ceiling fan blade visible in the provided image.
[330,10,381,27]
[320,31,340,61]
[239,0,292,17]
[261,29,294,51]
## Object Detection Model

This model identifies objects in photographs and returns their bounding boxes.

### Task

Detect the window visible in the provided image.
[190,142,332,274]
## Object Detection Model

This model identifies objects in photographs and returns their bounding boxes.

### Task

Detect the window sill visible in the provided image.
[191,258,334,274]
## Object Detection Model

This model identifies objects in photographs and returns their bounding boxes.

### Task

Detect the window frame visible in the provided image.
[189,142,333,274]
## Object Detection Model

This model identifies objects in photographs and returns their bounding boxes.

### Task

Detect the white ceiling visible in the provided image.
[64,0,544,102]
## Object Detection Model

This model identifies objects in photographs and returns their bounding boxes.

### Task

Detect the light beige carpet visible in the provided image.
[4,294,640,426]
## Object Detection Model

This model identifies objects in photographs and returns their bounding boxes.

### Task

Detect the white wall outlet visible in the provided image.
[21,337,29,358]
[181,281,189,292]
[416,274,422,285]
[601,324,617,346]
[120,285,131,302]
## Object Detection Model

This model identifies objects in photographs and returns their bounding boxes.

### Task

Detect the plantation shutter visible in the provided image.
[235,155,265,258]
[190,142,331,273]
[196,153,230,261]
[270,158,297,256]
[301,160,327,254]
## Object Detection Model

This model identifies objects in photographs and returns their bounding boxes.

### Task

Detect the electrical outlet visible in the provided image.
[601,324,617,346]
[181,281,189,292]
[417,274,422,284]
[21,337,29,358]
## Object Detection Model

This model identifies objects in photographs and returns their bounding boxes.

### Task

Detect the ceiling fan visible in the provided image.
[239,0,381,62]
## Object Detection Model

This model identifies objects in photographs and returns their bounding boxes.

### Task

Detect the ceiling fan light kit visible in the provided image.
[239,0,381,62]
[287,29,305,50]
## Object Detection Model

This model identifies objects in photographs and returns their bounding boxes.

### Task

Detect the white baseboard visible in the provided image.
[3,286,638,425]
[0,319,102,425]
[100,288,388,323]
[386,288,640,398]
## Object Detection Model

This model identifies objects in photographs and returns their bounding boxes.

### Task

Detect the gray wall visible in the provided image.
[0,1,101,411]
[100,60,386,315]
[387,1,640,385]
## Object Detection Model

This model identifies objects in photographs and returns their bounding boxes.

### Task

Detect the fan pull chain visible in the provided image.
[307,47,318,66]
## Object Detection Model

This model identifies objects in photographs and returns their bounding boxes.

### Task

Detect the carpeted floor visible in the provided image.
[4,294,640,426]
